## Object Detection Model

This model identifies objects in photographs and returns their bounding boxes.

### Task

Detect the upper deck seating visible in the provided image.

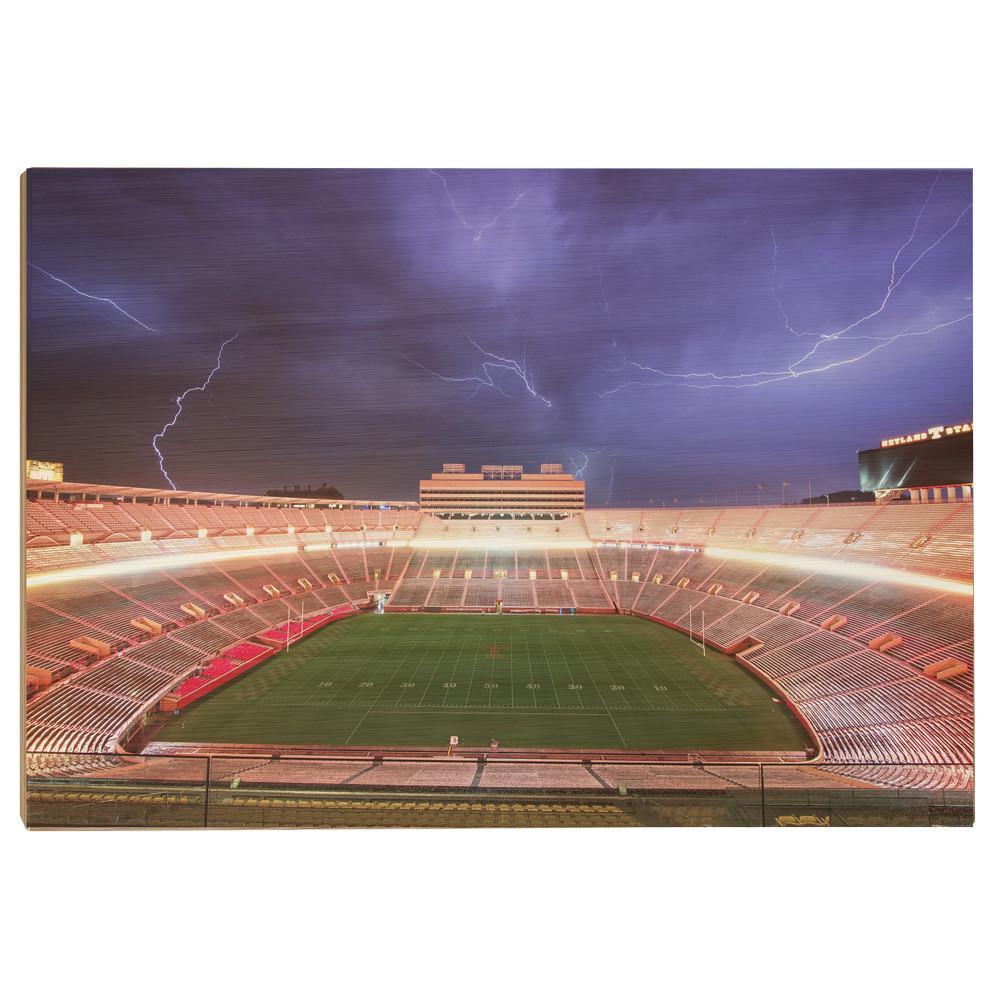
[26,495,418,548]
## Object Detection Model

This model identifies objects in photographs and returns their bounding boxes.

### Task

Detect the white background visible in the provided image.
[2,3,995,998]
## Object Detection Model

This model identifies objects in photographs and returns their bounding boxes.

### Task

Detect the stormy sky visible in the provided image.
[25,168,972,505]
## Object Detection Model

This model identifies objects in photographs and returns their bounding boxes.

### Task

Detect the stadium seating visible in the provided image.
[24,553,367,754]
[26,496,421,546]
[24,496,974,789]
[587,517,973,779]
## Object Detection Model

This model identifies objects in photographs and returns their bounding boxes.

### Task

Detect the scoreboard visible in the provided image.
[859,423,972,493]
[25,459,64,483]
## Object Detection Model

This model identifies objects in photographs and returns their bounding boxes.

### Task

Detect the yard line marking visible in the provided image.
[362,634,413,711]
[342,700,380,745]
[594,629,650,712]
[617,630,674,710]
[553,627,585,708]
[486,623,497,710]
[414,630,445,706]
[441,624,471,707]
[669,643,730,712]
[362,708,610,716]
[539,628,562,709]
[523,622,538,709]
[343,633,393,705]
[510,618,516,710]
[391,630,424,707]
[646,627,717,711]
[463,624,486,708]
[574,636,629,748]
[164,613,792,752]
[322,629,384,704]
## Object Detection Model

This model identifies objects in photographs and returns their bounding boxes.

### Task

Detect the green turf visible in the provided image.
[155,614,809,752]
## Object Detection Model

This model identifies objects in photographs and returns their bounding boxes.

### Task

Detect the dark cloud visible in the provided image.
[26,168,972,504]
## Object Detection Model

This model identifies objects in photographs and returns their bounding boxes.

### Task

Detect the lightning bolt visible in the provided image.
[405,334,552,407]
[568,450,590,479]
[597,263,618,348]
[601,313,972,394]
[888,175,939,292]
[770,226,800,337]
[597,264,612,317]
[603,187,972,396]
[428,170,529,242]
[152,334,240,488]
[27,262,157,332]
[567,449,624,500]
[770,176,945,341]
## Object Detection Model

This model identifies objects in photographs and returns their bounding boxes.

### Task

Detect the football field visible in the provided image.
[156,613,808,751]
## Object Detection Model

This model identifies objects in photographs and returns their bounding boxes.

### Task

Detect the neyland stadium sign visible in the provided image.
[880,422,972,449]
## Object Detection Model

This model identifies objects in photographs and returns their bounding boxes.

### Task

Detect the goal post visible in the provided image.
[685,604,706,656]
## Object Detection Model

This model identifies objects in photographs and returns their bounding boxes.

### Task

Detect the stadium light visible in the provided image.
[26,544,301,589]
[703,545,973,596]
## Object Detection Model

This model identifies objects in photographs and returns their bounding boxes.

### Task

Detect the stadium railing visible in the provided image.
[22,753,974,829]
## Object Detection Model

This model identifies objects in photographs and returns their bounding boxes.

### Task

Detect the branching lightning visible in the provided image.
[428,170,529,241]
[28,262,157,332]
[602,185,972,396]
[601,313,972,394]
[152,334,240,488]
[567,448,620,504]
[405,335,552,407]
[568,450,590,479]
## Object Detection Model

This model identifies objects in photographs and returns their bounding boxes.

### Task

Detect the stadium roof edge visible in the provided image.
[24,479,420,509]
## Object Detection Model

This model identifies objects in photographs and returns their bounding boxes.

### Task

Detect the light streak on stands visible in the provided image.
[703,545,973,596]
[26,544,301,588]
[408,538,594,551]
